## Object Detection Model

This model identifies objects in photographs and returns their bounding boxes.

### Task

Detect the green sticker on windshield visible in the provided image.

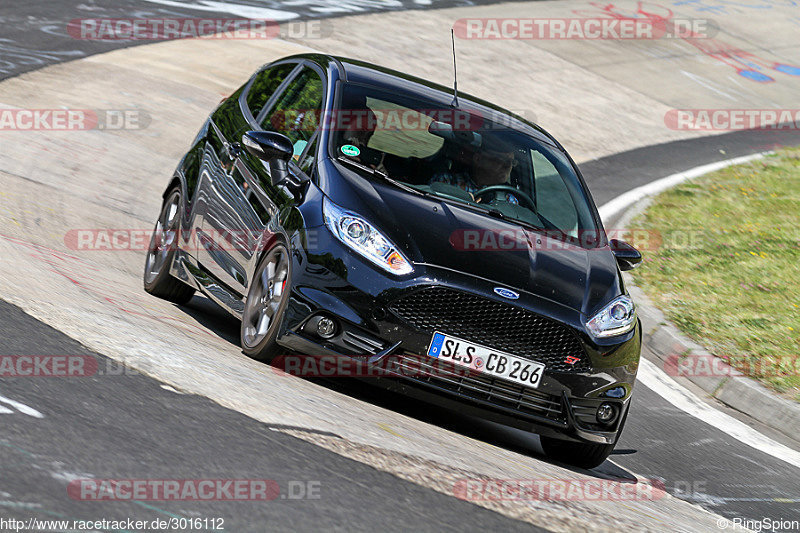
[340,144,360,157]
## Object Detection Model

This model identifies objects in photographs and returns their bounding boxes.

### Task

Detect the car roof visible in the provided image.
[282,53,562,150]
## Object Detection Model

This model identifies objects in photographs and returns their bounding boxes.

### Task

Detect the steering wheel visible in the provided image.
[473,185,535,210]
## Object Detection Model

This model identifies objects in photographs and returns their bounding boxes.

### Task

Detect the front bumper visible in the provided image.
[275,227,641,445]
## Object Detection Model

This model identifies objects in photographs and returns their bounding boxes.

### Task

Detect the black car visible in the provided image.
[144,54,642,469]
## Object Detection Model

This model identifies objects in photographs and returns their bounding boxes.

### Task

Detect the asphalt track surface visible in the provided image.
[2,0,800,531]
[0,299,541,532]
[0,0,510,80]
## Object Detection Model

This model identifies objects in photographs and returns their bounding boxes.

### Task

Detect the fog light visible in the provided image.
[596,403,618,425]
[306,316,337,339]
[316,317,336,338]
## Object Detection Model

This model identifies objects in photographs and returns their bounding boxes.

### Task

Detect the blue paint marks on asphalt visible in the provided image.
[775,64,800,76]
[739,69,773,82]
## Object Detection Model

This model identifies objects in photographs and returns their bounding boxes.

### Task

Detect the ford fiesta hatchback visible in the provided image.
[144,54,643,469]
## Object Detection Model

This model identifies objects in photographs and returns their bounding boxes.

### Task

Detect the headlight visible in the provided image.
[323,198,413,276]
[586,295,636,338]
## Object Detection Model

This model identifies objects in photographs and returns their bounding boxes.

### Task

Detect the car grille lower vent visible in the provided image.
[393,353,566,421]
[388,286,590,373]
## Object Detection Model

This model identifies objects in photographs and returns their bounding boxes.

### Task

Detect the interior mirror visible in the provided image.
[242,130,293,186]
[609,239,642,271]
[427,120,481,147]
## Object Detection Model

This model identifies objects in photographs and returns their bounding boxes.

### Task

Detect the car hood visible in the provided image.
[320,159,621,316]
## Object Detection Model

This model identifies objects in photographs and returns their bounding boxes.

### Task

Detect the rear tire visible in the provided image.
[143,187,195,305]
[540,436,616,470]
[240,242,291,361]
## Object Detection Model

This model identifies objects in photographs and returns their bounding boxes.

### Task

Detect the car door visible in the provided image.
[196,61,299,301]
[200,62,325,306]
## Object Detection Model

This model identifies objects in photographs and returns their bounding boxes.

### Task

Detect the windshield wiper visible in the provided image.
[336,156,432,198]
[484,208,573,244]
[483,207,543,232]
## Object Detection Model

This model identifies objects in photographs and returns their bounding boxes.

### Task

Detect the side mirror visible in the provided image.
[610,239,642,271]
[242,130,294,186]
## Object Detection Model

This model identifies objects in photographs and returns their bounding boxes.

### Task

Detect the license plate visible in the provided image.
[427,332,545,389]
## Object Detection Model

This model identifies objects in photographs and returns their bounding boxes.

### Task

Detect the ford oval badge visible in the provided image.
[493,287,519,300]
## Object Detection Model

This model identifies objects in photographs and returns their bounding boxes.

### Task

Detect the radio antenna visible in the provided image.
[450,28,459,107]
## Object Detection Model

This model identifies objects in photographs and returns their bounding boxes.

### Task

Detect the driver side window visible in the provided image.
[531,150,579,237]
[262,67,324,168]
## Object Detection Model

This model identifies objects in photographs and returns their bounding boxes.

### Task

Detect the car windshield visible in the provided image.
[329,83,599,244]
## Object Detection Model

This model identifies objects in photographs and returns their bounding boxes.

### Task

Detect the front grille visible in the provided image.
[393,354,565,421]
[388,286,590,373]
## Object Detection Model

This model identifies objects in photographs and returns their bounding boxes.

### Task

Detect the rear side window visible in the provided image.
[245,63,296,119]
[263,67,324,159]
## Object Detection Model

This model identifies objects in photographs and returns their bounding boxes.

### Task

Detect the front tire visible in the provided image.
[144,187,195,304]
[241,242,291,361]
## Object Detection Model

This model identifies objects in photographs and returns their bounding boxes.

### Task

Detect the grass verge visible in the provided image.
[628,148,800,401]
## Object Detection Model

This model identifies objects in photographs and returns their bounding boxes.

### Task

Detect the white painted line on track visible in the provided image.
[637,359,800,469]
[0,394,44,418]
[598,153,766,223]
[143,0,300,20]
[597,151,800,469]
